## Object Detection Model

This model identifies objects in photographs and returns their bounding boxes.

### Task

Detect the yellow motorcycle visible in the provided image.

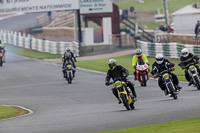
[109,80,135,110]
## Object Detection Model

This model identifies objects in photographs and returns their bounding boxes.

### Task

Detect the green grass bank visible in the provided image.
[0,106,29,120]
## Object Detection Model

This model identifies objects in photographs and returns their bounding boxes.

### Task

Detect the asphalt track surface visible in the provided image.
[0,52,200,133]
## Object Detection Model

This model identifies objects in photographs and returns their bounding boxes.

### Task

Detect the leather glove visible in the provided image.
[171,67,175,71]
[133,65,136,69]
[105,82,109,86]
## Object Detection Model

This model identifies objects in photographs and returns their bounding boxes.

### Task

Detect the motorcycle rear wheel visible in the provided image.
[120,93,130,110]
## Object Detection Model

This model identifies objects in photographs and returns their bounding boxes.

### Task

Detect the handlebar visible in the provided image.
[156,69,172,77]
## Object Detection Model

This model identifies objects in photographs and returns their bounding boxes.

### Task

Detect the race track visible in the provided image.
[0,52,200,133]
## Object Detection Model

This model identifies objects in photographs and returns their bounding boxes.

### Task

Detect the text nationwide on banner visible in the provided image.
[80,0,113,14]
[0,0,80,14]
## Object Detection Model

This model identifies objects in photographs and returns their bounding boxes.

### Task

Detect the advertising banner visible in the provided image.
[0,0,80,14]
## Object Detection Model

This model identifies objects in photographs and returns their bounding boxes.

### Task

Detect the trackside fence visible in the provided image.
[0,30,79,56]
[137,40,200,58]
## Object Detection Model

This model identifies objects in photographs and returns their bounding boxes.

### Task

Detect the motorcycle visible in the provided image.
[64,60,75,84]
[0,48,5,67]
[183,62,200,90]
[156,69,178,99]
[135,59,149,86]
[109,80,135,110]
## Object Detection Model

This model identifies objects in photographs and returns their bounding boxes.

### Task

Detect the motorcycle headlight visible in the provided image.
[162,73,169,79]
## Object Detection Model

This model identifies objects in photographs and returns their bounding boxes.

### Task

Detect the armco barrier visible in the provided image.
[0,30,79,56]
[137,40,200,58]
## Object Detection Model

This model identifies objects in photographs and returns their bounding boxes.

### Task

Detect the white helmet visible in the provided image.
[135,49,142,57]
[66,47,71,52]
[155,53,164,64]
[181,48,189,57]
[108,59,117,69]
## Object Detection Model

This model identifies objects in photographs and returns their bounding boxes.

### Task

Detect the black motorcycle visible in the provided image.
[64,60,75,84]
[182,62,200,90]
[157,69,178,99]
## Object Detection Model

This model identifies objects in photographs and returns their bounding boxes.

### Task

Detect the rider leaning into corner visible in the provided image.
[105,59,137,104]
[151,53,182,96]
[62,47,76,78]
[178,48,200,86]
[132,49,149,80]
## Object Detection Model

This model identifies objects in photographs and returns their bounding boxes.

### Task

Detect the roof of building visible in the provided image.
[172,5,200,16]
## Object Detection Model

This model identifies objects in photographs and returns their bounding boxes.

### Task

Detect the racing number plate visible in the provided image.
[163,73,169,79]
[189,66,195,71]
[114,81,122,87]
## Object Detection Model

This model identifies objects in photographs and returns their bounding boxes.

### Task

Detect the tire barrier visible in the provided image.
[137,40,200,58]
[0,30,79,56]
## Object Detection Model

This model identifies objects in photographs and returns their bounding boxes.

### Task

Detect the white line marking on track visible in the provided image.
[0,105,33,121]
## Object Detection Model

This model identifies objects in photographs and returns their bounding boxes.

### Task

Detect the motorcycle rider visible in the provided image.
[151,53,182,96]
[62,47,76,78]
[132,49,149,80]
[105,59,137,104]
[178,48,200,86]
[0,40,5,52]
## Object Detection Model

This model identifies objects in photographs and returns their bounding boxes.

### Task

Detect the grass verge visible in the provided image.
[0,106,29,120]
[99,117,200,133]
[6,44,61,59]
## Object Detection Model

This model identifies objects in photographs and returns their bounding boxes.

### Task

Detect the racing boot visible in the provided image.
[175,84,182,92]
[188,80,194,86]
[164,89,169,96]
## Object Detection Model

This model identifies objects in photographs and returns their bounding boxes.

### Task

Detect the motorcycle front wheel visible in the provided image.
[0,58,3,67]
[141,74,147,86]
[120,93,130,110]
[167,83,178,99]
[68,72,72,84]
[193,75,200,90]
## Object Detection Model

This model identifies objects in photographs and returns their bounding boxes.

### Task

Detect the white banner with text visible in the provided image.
[0,0,80,14]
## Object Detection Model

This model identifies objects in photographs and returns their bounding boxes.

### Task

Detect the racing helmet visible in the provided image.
[155,53,164,64]
[66,47,71,52]
[108,59,117,70]
[135,49,142,57]
[181,48,189,58]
